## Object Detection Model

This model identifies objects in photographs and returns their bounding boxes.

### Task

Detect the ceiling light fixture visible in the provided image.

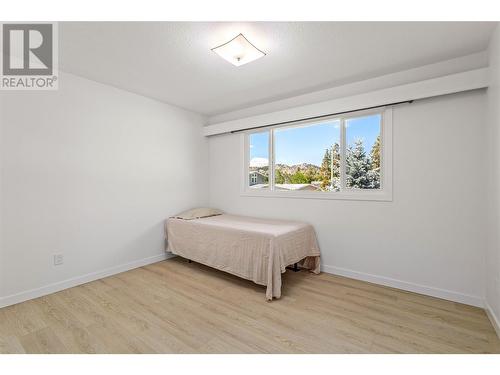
[211,33,266,67]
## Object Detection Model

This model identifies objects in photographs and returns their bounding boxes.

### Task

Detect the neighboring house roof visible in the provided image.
[249,183,319,191]
[275,184,319,191]
[249,184,269,189]
[249,171,266,177]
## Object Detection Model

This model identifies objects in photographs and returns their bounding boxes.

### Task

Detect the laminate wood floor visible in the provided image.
[1,257,499,354]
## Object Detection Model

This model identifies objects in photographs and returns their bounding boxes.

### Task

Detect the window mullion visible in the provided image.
[340,118,346,192]
[269,129,275,191]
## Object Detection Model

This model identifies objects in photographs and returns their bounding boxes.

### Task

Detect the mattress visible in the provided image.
[165,214,321,300]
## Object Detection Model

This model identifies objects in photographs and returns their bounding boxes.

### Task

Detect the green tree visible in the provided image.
[304,167,318,183]
[331,143,341,190]
[319,148,332,189]
[319,143,340,190]
[290,171,308,184]
[368,136,381,189]
[275,168,285,184]
[370,135,381,171]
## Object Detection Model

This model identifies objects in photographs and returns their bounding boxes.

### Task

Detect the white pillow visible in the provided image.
[173,207,224,220]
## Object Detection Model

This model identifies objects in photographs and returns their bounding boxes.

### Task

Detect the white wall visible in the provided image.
[208,52,488,125]
[0,72,208,305]
[208,90,487,306]
[0,52,493,316]
[486,25,500,332]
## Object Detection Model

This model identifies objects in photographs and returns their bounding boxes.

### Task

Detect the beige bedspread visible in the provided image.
[165,214,321,300]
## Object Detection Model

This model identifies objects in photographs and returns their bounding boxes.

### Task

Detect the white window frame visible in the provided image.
[241,107,393,201]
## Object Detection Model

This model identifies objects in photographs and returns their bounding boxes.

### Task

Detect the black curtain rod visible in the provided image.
[230,100,414,134]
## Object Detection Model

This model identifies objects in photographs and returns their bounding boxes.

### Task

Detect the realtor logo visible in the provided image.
[1,22,58,90]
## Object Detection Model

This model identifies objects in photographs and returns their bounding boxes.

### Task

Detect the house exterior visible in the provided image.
[249,171,267,186]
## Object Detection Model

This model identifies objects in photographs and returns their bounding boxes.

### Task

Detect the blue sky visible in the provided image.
[250,114,380,167]
[346,114,381,157]
[274,121,340,166]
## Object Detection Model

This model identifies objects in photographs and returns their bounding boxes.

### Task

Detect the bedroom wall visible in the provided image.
[208,89,487,306]
[486,24,500,333]
[0,72,208,306]
[208,52,488,125]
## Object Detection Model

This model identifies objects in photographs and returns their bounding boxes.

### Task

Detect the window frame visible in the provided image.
[241,107,393,201]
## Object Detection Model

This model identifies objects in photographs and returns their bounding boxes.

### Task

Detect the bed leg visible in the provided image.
[293,263,299,272]
[188,259,192,263]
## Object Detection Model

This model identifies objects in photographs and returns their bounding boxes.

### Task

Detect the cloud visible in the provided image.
[250,157,269,167]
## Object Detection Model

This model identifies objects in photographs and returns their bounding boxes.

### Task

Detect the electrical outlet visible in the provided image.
[53,254,64,266]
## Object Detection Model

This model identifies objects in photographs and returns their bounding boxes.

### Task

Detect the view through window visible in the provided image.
[345,114,381,189]
[247,112,383,194]
[274,120,340,192]
[249,131,269,189]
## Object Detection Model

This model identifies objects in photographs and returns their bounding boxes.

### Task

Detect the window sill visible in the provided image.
[240,189,392,202]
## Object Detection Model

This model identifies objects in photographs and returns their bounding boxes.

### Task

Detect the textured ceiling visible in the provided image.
[59,22,496,116]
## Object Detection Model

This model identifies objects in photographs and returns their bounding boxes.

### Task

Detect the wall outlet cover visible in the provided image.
[53,254,64,266]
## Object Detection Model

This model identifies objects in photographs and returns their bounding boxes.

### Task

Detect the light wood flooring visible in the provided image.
[1,257,499,354]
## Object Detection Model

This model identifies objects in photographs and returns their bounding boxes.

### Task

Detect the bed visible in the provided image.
[165,213,321,300]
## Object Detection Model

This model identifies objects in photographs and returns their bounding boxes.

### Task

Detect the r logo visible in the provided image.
[2,23,53,76]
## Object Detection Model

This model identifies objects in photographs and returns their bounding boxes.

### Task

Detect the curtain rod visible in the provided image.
[230,100,413,134]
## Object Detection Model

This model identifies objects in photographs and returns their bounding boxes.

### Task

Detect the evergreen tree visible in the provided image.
[367,169,380,189]
[330,143,341,190]
[371,135,381,171]
[319,148,331,189]
[346,139,372,189]
[319,143,341,191]
[368,135,381,189]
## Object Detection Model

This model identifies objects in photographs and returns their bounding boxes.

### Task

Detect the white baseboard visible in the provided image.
[0,256,485,311]
[322,264,483,308]
[0,253,175,309]
[485,301,500,339]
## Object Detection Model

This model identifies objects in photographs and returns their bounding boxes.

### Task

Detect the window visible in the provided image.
[345,114,381,190]
[248,131,269,189]
[274,120,341,192]
[244,108,392,201]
